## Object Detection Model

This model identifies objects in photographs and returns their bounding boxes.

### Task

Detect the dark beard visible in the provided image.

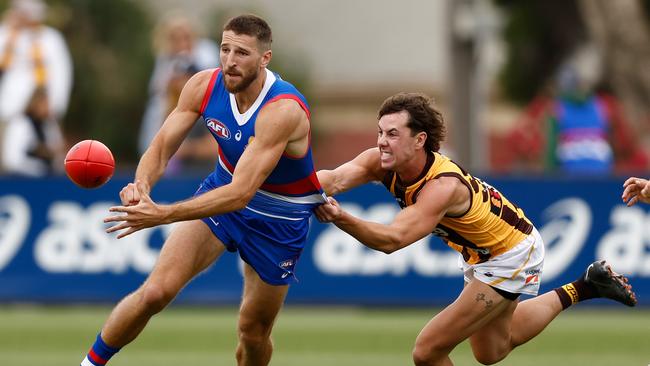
[223,70,258,93]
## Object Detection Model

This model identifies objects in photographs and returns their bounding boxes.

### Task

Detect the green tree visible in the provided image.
[495,0,588,104]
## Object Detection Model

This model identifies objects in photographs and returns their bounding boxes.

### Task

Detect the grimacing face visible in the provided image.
[377,111,423,171]
[220,30,268,93]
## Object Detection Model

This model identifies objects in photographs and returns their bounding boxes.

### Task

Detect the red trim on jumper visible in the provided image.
[219,145,320,195]
[262,94,312,159]
[264,94,311,120]
[308,169,323,191]
[88,349,108,365]
[200,68,221,114]
[261,170,322,195]
[218,146,235,173]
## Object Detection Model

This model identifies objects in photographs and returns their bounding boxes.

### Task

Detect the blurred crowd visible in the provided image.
[0,0,219,178]
[138,12,219,175]
[0,0,71,177]
[493,44,649,175]
[0,0,648,178]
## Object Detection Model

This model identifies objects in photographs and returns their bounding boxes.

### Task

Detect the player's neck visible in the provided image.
[396,151,429,185]
[233,69,267,113]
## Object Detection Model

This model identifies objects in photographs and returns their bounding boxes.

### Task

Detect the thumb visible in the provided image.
[135,180,152,201]
[642,185,650,197]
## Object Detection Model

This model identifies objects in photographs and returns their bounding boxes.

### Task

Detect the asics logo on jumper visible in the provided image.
[206,118,231,140]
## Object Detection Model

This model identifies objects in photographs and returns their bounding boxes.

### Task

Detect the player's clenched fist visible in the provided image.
[119,181,150,206]
[622,177,650,206]
[315,197,343,223]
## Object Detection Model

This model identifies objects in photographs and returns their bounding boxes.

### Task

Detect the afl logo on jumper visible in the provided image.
[206,118,231,140]
[279,259,294,269]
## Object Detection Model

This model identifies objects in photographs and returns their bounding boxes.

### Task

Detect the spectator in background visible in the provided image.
[0,0,72,176]
[504,45,646,175]
[138,13,219,174]
[2,87,64,175]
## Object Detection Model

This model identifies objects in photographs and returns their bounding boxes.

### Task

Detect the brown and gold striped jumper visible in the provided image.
[382,152,533,264]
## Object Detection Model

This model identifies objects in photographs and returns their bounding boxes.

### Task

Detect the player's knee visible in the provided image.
[412,337,450,365]
[471,337,512,365]
[238,318,272,347]
[472,348,508,365]
[139,283,176,313]
[412,347,430,366]
[412,346,439,366]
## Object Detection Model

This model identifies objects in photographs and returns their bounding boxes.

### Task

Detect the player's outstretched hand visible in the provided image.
[105,180,171,238]
[622,177,650,206]
[315,196,342,223]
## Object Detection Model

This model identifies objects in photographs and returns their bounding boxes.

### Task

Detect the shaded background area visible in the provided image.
[2,0,647,175]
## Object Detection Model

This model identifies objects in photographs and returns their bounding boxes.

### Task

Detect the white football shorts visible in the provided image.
[459,227,545,297]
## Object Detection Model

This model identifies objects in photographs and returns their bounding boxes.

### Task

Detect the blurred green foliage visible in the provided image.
[51,0,153,163]
[496,0,650,105]
[495,0,587,104]
[0,1,311,165]
[0,0,153,163]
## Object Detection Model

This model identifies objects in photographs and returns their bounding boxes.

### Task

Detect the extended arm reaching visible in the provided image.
[105,90,309,238]
[315,176,469,253]
[317,148,385,195]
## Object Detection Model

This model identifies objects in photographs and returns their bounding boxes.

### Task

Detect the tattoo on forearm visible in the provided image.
[475,293,493,309]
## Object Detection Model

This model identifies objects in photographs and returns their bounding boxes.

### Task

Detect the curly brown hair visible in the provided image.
[378,92,446,153]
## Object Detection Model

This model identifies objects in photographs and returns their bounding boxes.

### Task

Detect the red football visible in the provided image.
[64,140,115,189]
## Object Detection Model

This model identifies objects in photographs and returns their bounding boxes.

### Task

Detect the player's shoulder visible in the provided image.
[357,147,381,164]
[418,171,470,211]
[424,153,472,190]
[258,98,306,131]
[184,69,219,95]
[268,72,308,102]
[176,68,220,111]
[191,68,220,85]
[260,84,308,122]
[431,152,470,177]
[348,147,388,182]
[429,174,467,190]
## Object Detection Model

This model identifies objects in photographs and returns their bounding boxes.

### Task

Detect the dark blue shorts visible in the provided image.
[195,181,309,286]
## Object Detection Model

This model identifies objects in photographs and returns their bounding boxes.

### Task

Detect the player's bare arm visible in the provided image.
[117,69,214,206]
[317,147,386,195]
[315,176,470,253]
[622,176,650,206]
[105,98,308,238]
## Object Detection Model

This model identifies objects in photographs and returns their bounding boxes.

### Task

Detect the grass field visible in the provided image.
[0,305,648,365]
